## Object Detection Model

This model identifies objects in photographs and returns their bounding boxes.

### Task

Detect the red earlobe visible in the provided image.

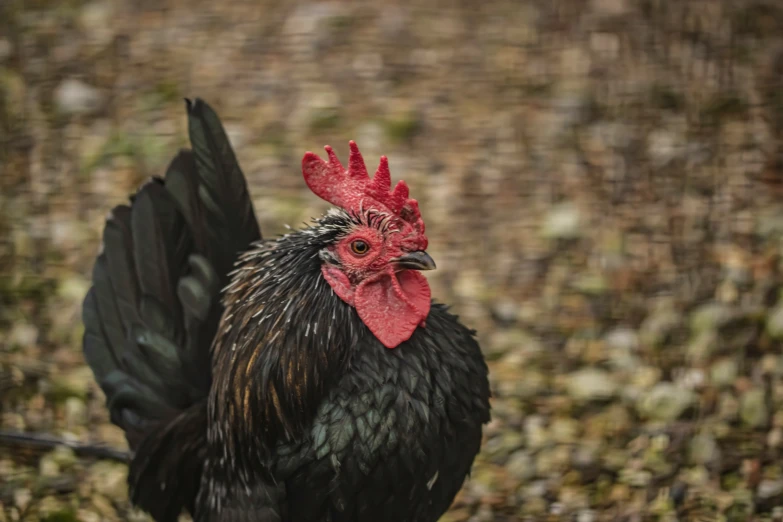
[321,265,355,306]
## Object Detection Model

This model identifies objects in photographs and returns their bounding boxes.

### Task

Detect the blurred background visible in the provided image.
[3,0,783,520]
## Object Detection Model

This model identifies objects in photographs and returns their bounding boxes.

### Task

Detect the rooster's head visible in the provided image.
[302,141,433,349]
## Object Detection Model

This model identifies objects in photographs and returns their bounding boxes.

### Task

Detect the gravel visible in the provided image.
[4,0,783,521]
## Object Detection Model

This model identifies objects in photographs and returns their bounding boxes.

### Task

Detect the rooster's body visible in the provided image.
[82,99,490,522]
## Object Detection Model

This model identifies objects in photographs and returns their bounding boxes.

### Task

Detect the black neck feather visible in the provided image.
[208,210,367,470]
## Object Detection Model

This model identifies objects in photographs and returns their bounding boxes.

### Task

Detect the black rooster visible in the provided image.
[82,99,490,522]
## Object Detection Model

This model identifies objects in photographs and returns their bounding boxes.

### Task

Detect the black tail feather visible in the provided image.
[129,403,208,522]
[82,98,262,521]
[183,98,262,288]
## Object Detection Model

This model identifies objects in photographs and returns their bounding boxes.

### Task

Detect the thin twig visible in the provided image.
[0,430,130,462]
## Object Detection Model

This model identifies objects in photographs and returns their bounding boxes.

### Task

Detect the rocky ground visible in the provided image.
[3,0,783,520]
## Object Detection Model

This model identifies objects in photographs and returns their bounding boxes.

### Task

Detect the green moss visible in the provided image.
[80,130,137,176]
[520,80,553,98]
[572,273,608,295]
[699,92,748,125]
[261,122,287,150]
[309,110,341,133]
[267,195,308,235]
[328,14,355,32]
[40,509,78,522]
[47,367,92,403]
[0,274,58,308]
[137,130,173,170]
[649,84,684,112]
[155,79,181,104]
[384,113,422,144]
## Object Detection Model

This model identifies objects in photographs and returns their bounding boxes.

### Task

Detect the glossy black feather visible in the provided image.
[184,98,262,288]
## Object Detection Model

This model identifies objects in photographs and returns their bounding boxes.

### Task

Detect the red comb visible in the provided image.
[302,141,424,231]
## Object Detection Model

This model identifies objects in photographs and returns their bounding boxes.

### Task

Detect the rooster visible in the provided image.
[82,99,490,522]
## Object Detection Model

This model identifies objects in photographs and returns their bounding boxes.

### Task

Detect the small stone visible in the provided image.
[224,124,250,151]
[590,32,620,59]
[640,307,682,348]
[55,79,104,116]
[605,327,641,370]
[550,417,580,443]
[627,366,662,393]
[354,123,384,156]
[710,358,738,388]
[283,3,347,53]
[536,445,571,476]
[686,330,719,363]
[352,53,383,80]
[716,279,739,303]
[690,303,734,333]
[491,298,520,325]
[637,382,696,422]
[521,480,549,502]
[572,444,599,470]
[50,446,78,469]
[767,304,783,339]
[678,368,706,390]
[49,366,94,401]
[520,496,548,516]
[541,203,582,239]
[761,354,782,376]
[13,488,31,511]
[566,367,618,402]
[0,38,12,63]
[577,509,597,522]
[506,450,536,482]
[484,431,524,460]
[717,392,740,421]
[58,276,91,303]
[469,466,498,498]
[89,461,129,502]
[740,388,769,428]
[602,448,630,471]
[2,412,24,431]
[689,432,721,466]
[7,322,38,348]
[64,397,88,428]
[768,427,783,449]
[605,327,639,352]
[39,455,60,478]
[79,1,116,50]
[620,467,652,487]
[572,272,608,295]
[473,504,494,522]
[524,415,550,449]
[758,479,783,499]
[378,5,408,39]
[90,494,117,518]
[76,509,101,522]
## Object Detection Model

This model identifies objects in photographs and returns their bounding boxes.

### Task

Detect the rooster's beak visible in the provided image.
[393,251,436,271]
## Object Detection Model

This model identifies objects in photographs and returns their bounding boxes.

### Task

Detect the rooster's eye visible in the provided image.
[351,240,370,256]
